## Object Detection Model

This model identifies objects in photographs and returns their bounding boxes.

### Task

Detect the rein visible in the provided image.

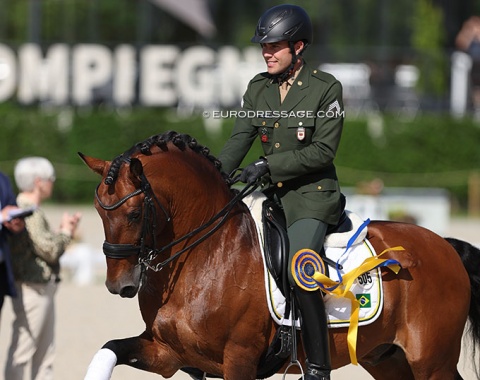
[96,164,258,271]
[139,181,257,271]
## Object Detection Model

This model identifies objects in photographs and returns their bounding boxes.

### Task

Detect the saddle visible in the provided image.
[262,198,353,296]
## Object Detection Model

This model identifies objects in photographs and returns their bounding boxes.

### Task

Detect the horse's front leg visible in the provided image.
[84,332,180,380]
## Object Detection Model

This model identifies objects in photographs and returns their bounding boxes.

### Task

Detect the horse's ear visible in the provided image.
[129,158,143,179]
[78,152,109,176]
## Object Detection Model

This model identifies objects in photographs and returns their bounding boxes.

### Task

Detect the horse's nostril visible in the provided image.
[120,286,138,298]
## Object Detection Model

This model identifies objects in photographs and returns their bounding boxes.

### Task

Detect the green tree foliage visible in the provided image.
[411,0,447,96]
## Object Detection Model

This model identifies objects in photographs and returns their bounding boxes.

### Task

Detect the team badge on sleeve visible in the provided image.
[328,100,342,115]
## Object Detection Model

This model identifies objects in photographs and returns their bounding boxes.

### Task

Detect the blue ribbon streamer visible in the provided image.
[320,218,371,292]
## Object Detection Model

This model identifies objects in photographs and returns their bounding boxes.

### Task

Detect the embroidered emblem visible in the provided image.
[328,100,342,115]
[297,126,305,141]
[356,293,371,308]
[260,128,268,143]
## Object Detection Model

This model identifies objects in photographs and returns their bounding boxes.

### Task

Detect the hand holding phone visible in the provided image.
[6,207,36,221]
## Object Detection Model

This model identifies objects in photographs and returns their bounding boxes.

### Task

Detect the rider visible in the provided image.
[218,4,345,380]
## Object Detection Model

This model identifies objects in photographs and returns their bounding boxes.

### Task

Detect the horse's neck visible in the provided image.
[201,203,263,274]
[167,181,233,238]
[153,202,262,293]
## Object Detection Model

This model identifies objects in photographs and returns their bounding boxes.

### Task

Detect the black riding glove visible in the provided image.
[239,158,269,184]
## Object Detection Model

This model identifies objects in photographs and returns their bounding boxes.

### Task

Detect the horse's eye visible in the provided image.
[127,209,141,222]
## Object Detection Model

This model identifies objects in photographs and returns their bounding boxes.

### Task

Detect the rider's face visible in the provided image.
[261,40,304,75]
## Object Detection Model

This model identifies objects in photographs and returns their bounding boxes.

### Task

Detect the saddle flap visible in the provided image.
[262,199,289,290]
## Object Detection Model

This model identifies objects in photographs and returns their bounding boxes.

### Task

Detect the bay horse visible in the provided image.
[80,131,480,380]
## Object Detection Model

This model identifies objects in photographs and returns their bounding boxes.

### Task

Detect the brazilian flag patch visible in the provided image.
[356,293,371,308]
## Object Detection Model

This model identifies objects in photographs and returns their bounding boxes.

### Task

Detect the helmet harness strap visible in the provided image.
[276,41,301,84]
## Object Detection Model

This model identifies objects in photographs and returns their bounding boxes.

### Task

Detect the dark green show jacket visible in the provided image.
[219,62,345,227]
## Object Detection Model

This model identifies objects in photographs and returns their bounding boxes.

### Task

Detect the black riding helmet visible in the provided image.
[251,4,312,51]
[251,4,312,80]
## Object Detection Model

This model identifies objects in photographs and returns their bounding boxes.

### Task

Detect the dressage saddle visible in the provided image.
[262,198,352,296]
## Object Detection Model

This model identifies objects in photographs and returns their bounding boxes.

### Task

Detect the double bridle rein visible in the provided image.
[95,163,258,272]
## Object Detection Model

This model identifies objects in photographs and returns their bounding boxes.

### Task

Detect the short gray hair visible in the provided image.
[14,157,55,192]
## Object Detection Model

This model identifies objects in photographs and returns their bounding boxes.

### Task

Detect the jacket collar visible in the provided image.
[264,62,310,112]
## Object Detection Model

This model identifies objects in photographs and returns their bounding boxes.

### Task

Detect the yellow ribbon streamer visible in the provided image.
[312,246,403,365]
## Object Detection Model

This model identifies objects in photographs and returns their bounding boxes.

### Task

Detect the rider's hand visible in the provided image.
[239,158,269,184]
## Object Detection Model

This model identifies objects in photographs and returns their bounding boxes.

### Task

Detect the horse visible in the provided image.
[80,131,480,380]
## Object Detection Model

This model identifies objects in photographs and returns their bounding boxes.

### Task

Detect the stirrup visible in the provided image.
[283,360,303,380]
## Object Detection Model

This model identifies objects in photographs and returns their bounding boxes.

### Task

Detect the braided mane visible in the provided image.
[105,131,224,185]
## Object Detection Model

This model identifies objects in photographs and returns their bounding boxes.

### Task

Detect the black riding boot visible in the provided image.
[295,287,331,380]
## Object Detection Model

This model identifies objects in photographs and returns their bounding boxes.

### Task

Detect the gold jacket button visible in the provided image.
[297,81,303,86]
[277,182,283,188]
[274,122,280,128]
[262,121,266,126]
[274,142,280,148]
[317,186,322,190]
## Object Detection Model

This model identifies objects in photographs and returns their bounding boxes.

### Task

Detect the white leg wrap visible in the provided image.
[84,348,117,380]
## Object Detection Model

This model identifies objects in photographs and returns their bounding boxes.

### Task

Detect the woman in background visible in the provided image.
[5,157,81,380]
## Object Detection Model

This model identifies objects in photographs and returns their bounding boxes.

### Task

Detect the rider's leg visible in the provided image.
[288,218,331,380]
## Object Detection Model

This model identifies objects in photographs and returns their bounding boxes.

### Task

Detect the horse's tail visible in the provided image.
[445,237,480,377]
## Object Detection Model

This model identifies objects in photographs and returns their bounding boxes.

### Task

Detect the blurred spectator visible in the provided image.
[353,178,387,220]
[356,178,385,196]
[0,172,25,322]
[5,157,81,380]
[60,236,102,286]
[456,16,480,120]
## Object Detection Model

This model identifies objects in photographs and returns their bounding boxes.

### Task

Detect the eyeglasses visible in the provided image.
[42,175,56,182]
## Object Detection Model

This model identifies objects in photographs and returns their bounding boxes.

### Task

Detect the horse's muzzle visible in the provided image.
[105,261,142,298]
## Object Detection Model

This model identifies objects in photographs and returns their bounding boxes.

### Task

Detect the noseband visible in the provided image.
[96,160,259,272]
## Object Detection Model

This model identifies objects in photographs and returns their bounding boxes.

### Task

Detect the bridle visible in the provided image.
[96,164,170,262]
[96,162,258,272]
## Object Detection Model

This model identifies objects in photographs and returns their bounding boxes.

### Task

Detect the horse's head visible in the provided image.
[79,153,152,297]
[79,132,231,298]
